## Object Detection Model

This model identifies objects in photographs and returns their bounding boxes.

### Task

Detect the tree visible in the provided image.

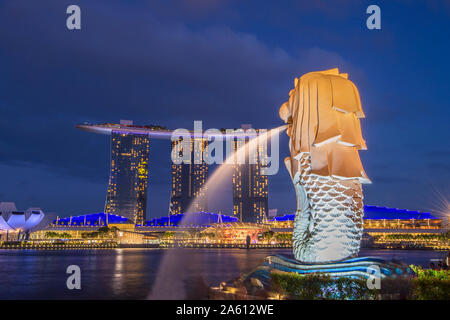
[163,231,175,239]
[98,226,110,233]
[262,231,274,242]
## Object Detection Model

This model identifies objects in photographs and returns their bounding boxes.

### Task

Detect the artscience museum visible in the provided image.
[0,202,45,240]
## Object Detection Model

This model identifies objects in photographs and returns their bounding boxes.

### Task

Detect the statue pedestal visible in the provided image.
[258,255,412,283]
[209,255,414,299]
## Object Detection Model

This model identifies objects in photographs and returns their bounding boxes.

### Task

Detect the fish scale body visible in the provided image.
[293,153,364,263]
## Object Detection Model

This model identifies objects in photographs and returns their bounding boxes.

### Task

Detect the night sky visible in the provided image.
[0,0,449,221]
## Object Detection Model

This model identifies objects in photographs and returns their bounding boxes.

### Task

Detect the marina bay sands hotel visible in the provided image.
[76,121,269,225]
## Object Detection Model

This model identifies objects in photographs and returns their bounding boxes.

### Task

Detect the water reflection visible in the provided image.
[0,248,445,299]
[112,249,124,294]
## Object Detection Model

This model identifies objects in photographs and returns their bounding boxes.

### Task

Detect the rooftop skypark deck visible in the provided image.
[76,122,263,139]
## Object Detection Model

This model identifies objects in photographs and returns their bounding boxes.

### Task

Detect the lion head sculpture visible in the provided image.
[280,68,370,184]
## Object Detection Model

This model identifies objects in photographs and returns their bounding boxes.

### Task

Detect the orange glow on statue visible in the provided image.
[280,68,371,263]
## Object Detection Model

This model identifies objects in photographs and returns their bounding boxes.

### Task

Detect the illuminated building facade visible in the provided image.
[26,207,447,250]
[202,223,268,244]
[105,131,149,225]
[145,212,237,226]
[270,206,443,229]
[232,126,269,223]
[170,138,208,214]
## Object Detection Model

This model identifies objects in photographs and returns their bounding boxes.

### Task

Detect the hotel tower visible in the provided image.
[170,137,208,214]
[232,125,269,223]
[104,130,150,225]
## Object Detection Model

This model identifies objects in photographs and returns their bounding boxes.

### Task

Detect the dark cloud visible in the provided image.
[423,150,450,158]
[427,162,450,173]
[0,0,351,173]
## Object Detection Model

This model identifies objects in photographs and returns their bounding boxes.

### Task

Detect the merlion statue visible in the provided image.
[279,68,371,263]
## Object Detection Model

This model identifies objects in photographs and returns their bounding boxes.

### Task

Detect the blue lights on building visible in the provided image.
[144,212,238,227]
[53,212,129,226]
[52,206,437,228]
[270,205,438,222]
[270,214,295,222]
[362,206,436,220]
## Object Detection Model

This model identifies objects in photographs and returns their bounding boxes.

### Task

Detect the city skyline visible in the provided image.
[85,121,273,223]
[1,1,449,305]
[0,1,449,220]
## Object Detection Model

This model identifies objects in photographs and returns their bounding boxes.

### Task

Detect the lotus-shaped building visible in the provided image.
[0,202,45,233]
